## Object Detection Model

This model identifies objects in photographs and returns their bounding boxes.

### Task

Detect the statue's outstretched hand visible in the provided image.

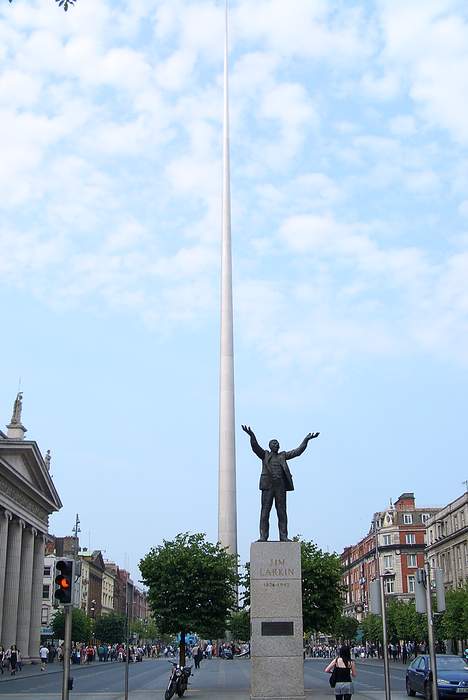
[305,432,320,441]
[242,425,254,437]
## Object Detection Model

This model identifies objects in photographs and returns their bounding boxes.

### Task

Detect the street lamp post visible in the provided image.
[90,600,96,657]
[373,516,391,700]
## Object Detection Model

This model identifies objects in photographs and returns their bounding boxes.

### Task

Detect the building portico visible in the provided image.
[0,394,62,660]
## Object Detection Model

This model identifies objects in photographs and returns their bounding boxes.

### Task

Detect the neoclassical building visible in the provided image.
[0,394,62,660]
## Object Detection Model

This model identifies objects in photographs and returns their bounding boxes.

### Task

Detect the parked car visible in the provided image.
[406,655,468,699]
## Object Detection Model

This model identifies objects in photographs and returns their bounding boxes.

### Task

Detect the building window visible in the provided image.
[407,554,417,568]
[383,534,392,546]
[384,578,395,594]
[42,584,50,599]
[384,555,393,570]
[43,566,51,577]
[453,515,458,532]
[408,575,415,593]
[41,607,49,624]
[421,513,430,523]
[403,514,413,524]
[406,533,416,545]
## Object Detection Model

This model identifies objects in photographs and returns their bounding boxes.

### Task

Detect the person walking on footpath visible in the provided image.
[40,643,49,671]
[6,645,19,676]
[325,645,357,700]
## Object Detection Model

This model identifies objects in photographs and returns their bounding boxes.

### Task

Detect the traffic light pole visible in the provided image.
[62,604,72,700]
[424,561,439,700]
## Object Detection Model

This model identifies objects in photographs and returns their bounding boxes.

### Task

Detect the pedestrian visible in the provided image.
[192,644,202,670]
[325,645,357,700]
[7,645,19,675]
[40,643,49,671]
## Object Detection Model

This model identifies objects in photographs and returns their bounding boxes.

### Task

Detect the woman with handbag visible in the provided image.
[325,645,357,700]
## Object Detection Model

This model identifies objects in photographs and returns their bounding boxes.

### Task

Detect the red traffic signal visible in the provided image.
[55,559,73,604]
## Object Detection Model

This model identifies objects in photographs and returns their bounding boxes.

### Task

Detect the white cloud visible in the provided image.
[1,0,468,372]
[378,0,468,143]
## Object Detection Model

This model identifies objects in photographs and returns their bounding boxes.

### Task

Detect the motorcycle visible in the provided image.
[165,661,192,699]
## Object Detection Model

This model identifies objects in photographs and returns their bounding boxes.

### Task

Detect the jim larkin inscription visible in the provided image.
[242,426,319,541]
[260,558,295,578]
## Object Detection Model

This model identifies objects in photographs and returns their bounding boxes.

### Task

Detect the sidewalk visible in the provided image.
[0,659,148,683]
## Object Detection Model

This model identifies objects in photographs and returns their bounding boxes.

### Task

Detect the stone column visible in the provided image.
[0,510,12,639]
[2,518,25,648]
[16,526,35,658]
[28,533,45,660]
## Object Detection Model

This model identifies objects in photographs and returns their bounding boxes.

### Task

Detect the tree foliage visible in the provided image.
[51,608,92,642]
[227,609,250,641]
[130,618,159,642]
[440,585,468,642]
[140,533,238,639]
[94,613,126,645]
[332,615,359,643]
[386,599,426,643]
[361,613,383,644]
[299,539,344,634]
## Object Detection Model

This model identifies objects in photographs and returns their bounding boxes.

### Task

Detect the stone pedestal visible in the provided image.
[250,541,304,700]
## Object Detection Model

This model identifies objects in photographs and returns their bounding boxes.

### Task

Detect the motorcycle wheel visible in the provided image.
[165,686,175,700]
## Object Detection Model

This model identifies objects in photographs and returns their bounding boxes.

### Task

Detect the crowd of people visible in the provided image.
[0,645,22,675]
[305,640,441,663]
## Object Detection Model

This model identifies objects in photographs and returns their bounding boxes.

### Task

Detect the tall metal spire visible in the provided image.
[218,0,237,555]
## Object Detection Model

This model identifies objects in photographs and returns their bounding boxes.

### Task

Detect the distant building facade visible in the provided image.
[426,491,468,590]
[341,493,439,620]
[0,395,62,660]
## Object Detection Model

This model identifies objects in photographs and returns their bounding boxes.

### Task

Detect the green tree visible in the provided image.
[440,585,468,643]
[130,618,159,642]
[299,539,344,634]
[386,599,426,643]
[94,613,126,645]
[332,615,359,643]
[140,533,238,665]
[361,613,383,644]
[227,609,250,641]
[51,608,92,642]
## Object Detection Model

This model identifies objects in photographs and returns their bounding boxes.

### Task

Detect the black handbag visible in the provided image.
[329,662,338,688]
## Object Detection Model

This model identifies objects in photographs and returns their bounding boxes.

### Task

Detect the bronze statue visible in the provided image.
[242,425,319,542]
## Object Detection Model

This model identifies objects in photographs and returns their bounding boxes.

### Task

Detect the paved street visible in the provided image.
[0,657,409,699]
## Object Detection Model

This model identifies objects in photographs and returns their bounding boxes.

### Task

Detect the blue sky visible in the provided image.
[1,0,467,581]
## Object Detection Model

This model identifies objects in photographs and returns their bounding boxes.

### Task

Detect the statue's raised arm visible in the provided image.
[283,431,320,461]
[241,425,265,460]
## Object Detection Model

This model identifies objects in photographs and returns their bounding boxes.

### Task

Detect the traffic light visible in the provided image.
[55,559,74,605]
